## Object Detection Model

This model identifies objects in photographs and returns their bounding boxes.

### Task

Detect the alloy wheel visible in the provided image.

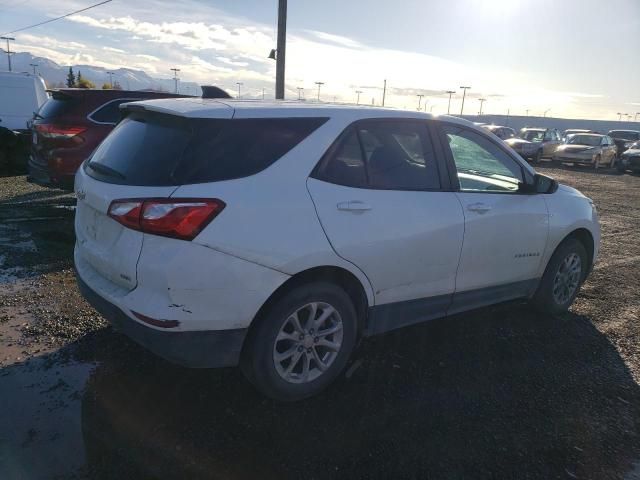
[552,253,582,305]
[273,302,344,384]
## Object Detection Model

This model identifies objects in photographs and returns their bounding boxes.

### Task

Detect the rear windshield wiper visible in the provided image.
[88,161,126,180]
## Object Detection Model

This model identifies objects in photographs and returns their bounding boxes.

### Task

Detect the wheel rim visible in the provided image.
[273,302,344,384]
[552,253,582,305]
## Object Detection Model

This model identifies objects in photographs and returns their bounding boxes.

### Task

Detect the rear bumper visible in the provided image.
[76,272,247,368]
[27,154,74,189]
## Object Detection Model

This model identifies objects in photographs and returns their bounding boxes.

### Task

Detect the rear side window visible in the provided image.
[315,120,441,191]
[86,114,327,186]
[37,95,76,119]
[89,99,139,124]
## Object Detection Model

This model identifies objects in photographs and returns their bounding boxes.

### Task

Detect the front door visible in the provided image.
[438,124,550,313]
[308,119,465,333]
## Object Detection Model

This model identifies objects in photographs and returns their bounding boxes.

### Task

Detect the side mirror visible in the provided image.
[520,173,558,194]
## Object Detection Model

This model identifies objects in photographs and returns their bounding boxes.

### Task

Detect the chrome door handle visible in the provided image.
[337,201,372,212]
[467,202,492,214]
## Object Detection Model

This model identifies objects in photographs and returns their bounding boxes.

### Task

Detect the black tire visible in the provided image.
[532,238,588,315]
[617,162,626,174]
[241,281,357,401]
[533,149,542,163]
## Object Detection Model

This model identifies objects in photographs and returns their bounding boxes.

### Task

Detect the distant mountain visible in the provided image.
[6,52,203,95]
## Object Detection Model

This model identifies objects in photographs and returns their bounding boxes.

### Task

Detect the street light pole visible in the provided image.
[459,86,470,115]
[297,87,304,100]
[355,90,362,105]
[106,71,115,88]
[445,90,455,115]
[262,87,265,100]
[382,79,387,107]
[526,109,530,116]
[544,109,551,118]
[29,63,38,75]
[315,81,324,101]
[236,82,243,99]
[170,68,180,93]
[478,98,486,115]
[416,94,424,111]
[635,112,640,122]
[1,36,15,72]
[275,0,287,99]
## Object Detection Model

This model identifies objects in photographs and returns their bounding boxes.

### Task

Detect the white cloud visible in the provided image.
[103,46,126,53]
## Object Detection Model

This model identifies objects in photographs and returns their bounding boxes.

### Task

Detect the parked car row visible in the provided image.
[481,123,640,171]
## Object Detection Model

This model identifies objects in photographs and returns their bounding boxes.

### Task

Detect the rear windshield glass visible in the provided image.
[37,94,77,119]
[85,113,328,186]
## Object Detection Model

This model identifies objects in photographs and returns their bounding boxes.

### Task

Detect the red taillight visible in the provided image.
[108,198,225,241]
[35,124,87,139]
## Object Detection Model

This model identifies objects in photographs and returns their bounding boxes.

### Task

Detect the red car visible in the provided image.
[29,89,188,188]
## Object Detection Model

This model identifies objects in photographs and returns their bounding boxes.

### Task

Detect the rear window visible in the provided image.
[85,113,327,186]
[37,94,77,119]
[608,131,640,141]
[89,99,140,124]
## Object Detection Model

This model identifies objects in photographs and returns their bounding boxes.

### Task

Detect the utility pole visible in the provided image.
[236,82,243,98]
[297,87,304,100]
[526,109,529,116]
[543,109,551,118]
[416,94,424,111]
[315,81,324,101]
[478,98,486,115]
[170,68,180,93]
[459,86,470,115]
[1,36,15,72]
[355,90,362,105]
[445,90,455,114]
[382,79,387,106]
[275,0,287,99]
[106,71,115,88]
[29,63,38,75]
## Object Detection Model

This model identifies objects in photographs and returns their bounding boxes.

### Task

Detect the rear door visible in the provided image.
[308,119,465,332]
[75,104,234,291]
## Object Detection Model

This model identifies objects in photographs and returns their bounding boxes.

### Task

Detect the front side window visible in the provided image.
[442,125,523,193]
[317,120,441,191]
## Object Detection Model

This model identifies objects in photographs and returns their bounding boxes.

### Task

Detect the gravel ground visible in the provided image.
[0,168,639,480]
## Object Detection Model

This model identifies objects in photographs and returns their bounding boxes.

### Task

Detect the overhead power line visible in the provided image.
[0,0,113,36]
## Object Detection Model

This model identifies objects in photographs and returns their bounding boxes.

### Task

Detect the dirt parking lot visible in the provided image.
[0,167,639,480]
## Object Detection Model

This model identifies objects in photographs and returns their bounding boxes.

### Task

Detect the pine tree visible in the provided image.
[66,67,76,88]
[77,71,83,84]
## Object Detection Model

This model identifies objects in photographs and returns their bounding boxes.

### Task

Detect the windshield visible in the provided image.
[609,131,640,141]
[521,130,545,142]
[568,135,602,146]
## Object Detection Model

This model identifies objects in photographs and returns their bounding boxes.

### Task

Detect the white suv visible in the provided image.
[75,99,600,400]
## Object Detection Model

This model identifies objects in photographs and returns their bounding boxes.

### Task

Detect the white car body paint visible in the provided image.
[74,99,600,342]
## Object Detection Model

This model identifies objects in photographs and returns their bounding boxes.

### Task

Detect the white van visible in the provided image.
[0,71,48,131]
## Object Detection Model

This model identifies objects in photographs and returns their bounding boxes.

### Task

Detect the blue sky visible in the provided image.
[1,0,639,119]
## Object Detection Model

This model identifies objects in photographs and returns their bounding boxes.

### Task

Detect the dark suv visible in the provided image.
[607,130,640,158]
[29,89,187,188]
